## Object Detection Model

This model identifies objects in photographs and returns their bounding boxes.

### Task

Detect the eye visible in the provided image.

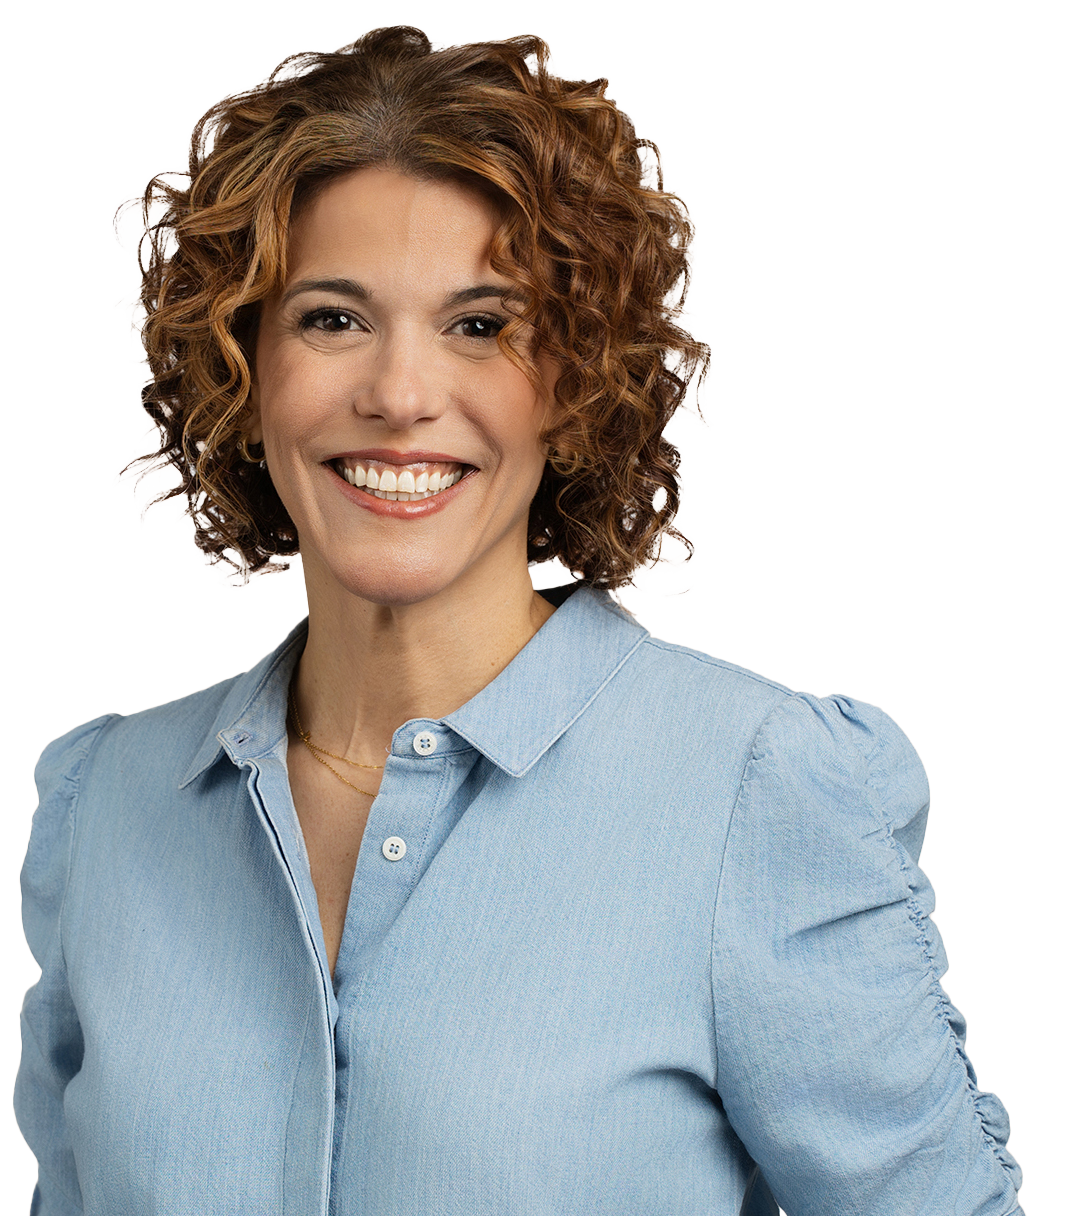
[298,307,364,333]
[452,315,505,340]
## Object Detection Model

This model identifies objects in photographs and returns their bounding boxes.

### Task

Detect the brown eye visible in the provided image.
[298,308,363,333]
[456,316,504,339]
[318,311,352,330]
[316,311,356,331]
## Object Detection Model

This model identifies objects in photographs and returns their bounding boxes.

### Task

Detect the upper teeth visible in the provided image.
[336,461,464,501]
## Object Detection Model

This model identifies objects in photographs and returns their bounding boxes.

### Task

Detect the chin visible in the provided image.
[330,554,469,609]
[303,520,531,610]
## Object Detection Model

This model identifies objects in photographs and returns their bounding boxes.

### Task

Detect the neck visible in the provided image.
[292,555,556,766]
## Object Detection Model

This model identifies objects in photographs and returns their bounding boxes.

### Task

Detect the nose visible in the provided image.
[353,328,445,431]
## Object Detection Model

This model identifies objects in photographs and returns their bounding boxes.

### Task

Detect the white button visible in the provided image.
[412,731,437,756]
[382,836,407,861]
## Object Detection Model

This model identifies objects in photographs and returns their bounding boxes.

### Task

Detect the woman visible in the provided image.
[16,26,1023,1215]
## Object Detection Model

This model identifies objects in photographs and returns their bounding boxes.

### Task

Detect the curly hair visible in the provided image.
[139,26,708,586]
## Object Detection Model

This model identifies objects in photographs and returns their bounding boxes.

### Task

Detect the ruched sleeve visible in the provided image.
[711,694,1023,1216]
[16,716,116,1216]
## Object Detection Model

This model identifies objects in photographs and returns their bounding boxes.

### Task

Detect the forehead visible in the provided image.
[285,167,508,290]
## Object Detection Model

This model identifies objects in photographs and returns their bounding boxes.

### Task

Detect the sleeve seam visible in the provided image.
[54,715,120,988]
[708,689,795,1087]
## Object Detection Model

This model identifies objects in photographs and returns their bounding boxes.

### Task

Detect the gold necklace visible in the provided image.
[288,689,383,796]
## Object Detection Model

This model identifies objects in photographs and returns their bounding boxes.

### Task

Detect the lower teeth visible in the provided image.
[364,487,440,501]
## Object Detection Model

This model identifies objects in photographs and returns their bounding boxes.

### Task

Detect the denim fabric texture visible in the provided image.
[16,586,1023,1215]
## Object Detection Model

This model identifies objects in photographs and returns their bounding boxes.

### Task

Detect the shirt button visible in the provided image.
[412,731,437,756]
[382,836,407,861]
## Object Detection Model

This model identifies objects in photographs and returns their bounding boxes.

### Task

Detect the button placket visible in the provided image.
[378,729,438,864]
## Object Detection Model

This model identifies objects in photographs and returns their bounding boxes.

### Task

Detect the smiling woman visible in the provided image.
[137,27,698,587]
[14,25,1024,1216]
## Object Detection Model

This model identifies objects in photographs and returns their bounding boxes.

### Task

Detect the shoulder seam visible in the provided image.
[640,638,793,694]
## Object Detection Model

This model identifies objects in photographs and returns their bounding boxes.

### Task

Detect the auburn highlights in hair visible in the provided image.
[139,26,708,586]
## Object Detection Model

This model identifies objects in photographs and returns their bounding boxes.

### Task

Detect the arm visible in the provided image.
[15,717,114,1216]
[711,693,1023,1216]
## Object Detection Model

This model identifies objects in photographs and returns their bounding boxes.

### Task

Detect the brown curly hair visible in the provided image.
[139,26,708,586]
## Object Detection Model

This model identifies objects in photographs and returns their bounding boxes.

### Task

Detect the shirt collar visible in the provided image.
[440,587,647,776]
[179,585,648,787]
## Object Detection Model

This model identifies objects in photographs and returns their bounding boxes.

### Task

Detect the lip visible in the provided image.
[326,448,471,466]
[325,458,476,518]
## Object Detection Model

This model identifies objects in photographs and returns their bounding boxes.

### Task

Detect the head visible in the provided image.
[140,26,708,589]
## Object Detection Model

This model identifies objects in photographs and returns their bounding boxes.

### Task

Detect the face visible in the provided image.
[249,167,554,608]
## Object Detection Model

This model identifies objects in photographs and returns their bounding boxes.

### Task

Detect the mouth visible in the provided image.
[330,456,473,502]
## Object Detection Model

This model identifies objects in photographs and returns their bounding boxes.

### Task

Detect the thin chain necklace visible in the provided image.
[288,689,383,797]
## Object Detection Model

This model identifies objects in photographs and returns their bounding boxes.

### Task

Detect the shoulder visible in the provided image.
[32,617,305,778]
[637,633,793,699]
[633,627,923,778]
[34,713,121,796]
[620,631,795,730]
[36,673,244,794]
[624,630,920,770]
[633,625,917,744]
[620,626,927,837]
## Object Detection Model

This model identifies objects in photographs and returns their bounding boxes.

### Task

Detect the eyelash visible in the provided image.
[296,307,506,340]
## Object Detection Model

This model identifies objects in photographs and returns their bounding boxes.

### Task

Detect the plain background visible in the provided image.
[3,1,1064,1207]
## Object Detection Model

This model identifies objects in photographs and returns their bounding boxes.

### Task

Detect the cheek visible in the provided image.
[492,364,551,437]
[257,355,334,444]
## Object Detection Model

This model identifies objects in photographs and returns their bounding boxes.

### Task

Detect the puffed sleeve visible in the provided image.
[16,716,116,1216]
[711,694,1023,1216]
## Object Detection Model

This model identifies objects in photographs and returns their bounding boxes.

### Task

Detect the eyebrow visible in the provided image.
[279,278,522,308]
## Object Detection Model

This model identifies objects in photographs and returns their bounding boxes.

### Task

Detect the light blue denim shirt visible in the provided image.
[17,586,1023,1215]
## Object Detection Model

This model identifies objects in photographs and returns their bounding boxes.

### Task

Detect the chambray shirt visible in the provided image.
[17,586,1023,1215]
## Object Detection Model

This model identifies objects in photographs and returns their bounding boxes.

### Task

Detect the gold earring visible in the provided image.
[237,437,266,464]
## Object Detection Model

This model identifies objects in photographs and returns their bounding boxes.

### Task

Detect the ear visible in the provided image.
[535,354,561,429]
[241,305,265,441]
[245,381,263,445]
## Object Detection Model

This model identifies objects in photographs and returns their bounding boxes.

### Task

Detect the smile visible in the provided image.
[332,458,469,502]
